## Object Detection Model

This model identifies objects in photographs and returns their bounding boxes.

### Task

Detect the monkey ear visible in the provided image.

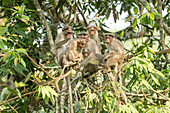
[89,51,91,54]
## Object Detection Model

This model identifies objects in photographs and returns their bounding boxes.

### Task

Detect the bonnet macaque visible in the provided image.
[87,25,101,49]
[103,33,125,72]
[77,31,101,54]
[51,25,73,66]
[65,39,86,63]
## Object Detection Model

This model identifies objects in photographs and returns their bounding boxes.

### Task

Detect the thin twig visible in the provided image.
[0,91,35,106]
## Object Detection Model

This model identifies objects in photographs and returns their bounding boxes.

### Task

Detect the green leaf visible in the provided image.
[15,48,28,55]
[13,28,27,38]
[132,18,137,29]
[0,39,5,50]
[145,2,150,11]
[133,6,138,15]
[20,5,25,16]
[7,87,18,95]
[147,47,155,54]
[106,8,111,19]
[0,87,8,102]
[20,58,26,67]
[21,15,29,20]
[3,51,12,60]
[46,86,58,97]
[15,81,26,87]
[140,13,148,20]
[150,74,160,86]
[16,88,22,99]
[0,25,9,36]
[25,72,32,83]
[149,13,154,20]
[122,68,130,82]
[152,11,161,19]
[14,57,18,66]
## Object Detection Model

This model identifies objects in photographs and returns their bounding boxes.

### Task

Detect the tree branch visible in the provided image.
[33,0,54,48]
[0,91,35,106]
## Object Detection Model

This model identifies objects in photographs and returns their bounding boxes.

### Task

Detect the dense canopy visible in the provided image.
[0,0,169,113]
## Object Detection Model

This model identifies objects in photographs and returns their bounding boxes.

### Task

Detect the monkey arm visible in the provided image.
[55,37,71,49]
[79,53,103,67]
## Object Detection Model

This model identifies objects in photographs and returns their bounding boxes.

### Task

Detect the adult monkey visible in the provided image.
[51,25,73,66]
[103,33,125,72]
[104,33,126,107]
[87,24,101,49]
[65,39,86,63]
[77,31,101,54]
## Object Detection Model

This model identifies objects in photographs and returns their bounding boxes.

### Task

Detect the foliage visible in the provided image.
[0,0,169,113]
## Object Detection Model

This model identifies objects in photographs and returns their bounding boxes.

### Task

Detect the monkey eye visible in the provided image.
[82,33,88,36]
[67,31,72,34]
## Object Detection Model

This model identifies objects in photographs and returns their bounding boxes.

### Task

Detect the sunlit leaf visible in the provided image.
[20,58,26,67]
[152,11,162,19]
[21,15,29,20]
[16,88,22,99]
[132,18,137,29]
[46,86,58,97]
[3,51,12,60]
[0,36,7,41]
[15,81,26,87]
[14,57,18,66]
[15,48,28,55]
[133,6,138,15]
[149,13,154,20]
[140,13,148,20]
[14,6,21,10]
[150,74,160,86]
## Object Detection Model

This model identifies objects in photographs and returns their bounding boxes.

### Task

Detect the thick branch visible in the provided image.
[155,48,170,54]
[33,0,54,47]
[157,0,169,62]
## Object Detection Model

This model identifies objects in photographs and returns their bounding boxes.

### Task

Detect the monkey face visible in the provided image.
[87,26,97,36]
[63,26,73,38]
[82,49,91,58]
[77,32,88,42]
[77,40,86,50]
[104,34,114,44]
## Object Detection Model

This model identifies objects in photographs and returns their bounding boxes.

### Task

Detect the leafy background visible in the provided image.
[0,0,169,113]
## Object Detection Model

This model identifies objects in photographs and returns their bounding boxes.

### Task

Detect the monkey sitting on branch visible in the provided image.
[51,25,74,66]
[77,33,125,73]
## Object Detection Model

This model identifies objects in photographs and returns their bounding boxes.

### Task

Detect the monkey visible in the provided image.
[77,31,101,54]
[103,33,125,72]
[51,25,73,66]
[77,33,125,73]
[87,26,100,45]
[81,49,99,75]
[65,39,87,64]
[87,25,101,49]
